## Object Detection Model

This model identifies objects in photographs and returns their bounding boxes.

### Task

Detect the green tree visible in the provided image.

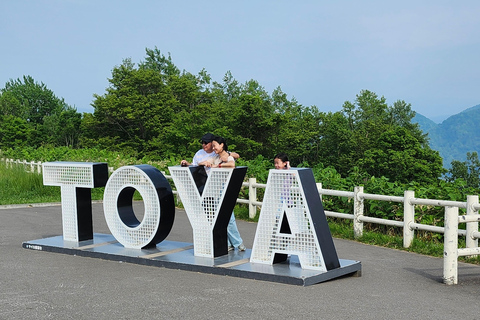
[317,90,445,182]
[270,87,323,166]
[209,77,280,160]
[88,49,214,159]
[316,111,356,174]
[42,107,82,147]
[447,152,480,188]
[2,76,63,124]
[0,91,26,118]
[139,47,180,78]
[359,127,445,184]
[230,88,275,157]
[0,115,33,148]
[89,60,172,156]
[0,75,82,148]
[389,99,429,146]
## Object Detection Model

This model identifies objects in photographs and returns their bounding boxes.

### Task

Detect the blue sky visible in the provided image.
[1,1,479,123]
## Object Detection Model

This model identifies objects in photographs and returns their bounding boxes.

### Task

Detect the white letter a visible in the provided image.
[250,168,340,271]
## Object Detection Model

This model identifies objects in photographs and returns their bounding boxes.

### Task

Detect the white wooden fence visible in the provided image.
[2,158,479,285]
[2,158,43,173]
[235,179,480,285]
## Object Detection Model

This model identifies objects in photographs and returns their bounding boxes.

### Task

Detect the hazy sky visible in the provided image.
[1,1,479,123]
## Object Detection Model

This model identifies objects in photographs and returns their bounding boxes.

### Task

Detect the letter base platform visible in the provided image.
[23,234,361,286]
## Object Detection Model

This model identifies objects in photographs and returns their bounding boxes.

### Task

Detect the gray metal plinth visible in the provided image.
[23,234,361,286]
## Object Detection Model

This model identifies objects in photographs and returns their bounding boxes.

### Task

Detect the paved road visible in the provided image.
[1,203,480,319]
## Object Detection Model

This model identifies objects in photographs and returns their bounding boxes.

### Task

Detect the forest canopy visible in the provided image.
[0,47,448,185]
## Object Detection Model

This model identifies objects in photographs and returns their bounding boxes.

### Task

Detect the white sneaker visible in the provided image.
[238,243,246,251]
[228,245,234,251]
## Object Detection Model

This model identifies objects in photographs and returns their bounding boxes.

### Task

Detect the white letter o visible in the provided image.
[103,165,174,249]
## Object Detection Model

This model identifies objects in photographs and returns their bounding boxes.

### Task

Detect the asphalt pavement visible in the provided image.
[1,202,480,319]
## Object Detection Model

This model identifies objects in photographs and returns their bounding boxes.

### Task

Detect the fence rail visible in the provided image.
[2,158,479,285]
[2,158,43,173]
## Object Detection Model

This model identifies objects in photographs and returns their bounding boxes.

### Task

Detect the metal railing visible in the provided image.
[3,158,479,285]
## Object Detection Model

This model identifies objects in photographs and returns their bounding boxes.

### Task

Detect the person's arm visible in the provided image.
[229,151,240,160]
[218,162,234,168]
[217,155,235,168]
[182,150,202,166]
[198,159,214,167]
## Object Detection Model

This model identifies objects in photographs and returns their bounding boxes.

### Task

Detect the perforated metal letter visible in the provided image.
[103,165,175,249]
[43,162,108,242]
[169,166,247,257]
[250,168,340,271]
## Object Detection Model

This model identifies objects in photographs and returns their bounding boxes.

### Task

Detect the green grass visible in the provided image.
[234,205,259,222]
[0,163,59,205]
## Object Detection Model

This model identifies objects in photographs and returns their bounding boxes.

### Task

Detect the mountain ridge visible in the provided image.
[413,104,480,168]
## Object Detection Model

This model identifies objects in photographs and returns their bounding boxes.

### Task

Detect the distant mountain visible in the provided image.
[413,104,480,168]
[413,113,437,132]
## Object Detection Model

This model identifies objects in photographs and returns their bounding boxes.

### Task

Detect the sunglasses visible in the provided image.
[202,141,211,145]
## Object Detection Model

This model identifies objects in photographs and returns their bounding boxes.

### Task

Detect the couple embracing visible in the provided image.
[181,133,246,252]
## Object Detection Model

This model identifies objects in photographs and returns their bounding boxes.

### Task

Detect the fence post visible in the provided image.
[466,195,479,253]
[443,206,459,285]
[248,177,257,219]
[316,183,322,201]
[403,190,415,248]
[354,186,364,238]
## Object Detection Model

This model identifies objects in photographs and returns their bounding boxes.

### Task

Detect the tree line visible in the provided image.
[1,47,479,190]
